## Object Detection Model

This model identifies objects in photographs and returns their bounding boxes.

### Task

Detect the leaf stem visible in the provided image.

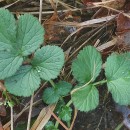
[49,80,56,88]
[55,121,59,128]
[93,79,107,86]
[66,100,72,107]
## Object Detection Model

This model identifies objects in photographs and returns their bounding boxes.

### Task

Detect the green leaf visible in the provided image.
[54,100,65,114]
[0,51,23,79]
[72,84,99,112]
[16,14,44,56]
[0,9,16,51]
[59,106,72,123]
[105,52,130,105]
[5,65,41,97]
[107,78,130,105]
[56,81,72,96]
[43,87,60,104]
[43,81,72,104]
[32,45,64,81]
[45,121,59,130]
[72,46,102,84]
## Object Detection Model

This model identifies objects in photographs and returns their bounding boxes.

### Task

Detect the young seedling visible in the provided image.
[71,46,130,112]
[0,9,64,97]
[43,45,130,130]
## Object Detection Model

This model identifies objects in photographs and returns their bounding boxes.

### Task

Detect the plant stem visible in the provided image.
[55,121,59,128]
[114,121,124,130]
[93,79,107,86]
[66,100,72,107]
[49,80,56,88]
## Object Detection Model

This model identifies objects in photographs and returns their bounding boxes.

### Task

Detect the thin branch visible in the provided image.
[10,106,13,130]
[27,93,34,130]
[39,0,43,23]
[4,0,20,9]
[69,108,78,130]
[50,110,69,130]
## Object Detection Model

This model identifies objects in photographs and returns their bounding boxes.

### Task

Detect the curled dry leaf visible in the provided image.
[0,98,6,116]
[101,0,125,9]
[116,13,130,46]
[116,13,130,33]
[0,82,6,117]
[44,11,80,42]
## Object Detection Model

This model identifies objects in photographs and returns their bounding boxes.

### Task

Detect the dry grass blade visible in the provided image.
[3,0,20,8]
[32,105,56,130]
[53,0,78,10]
[97,37,118,51]
[48,15,116,27]
[26,94,34,130]
[94,4,130,19]
[10,107,13,130]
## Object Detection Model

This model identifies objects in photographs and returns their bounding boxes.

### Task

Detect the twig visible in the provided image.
[27,93,34,130]
[53,15,116,27]
[69,108,78,130]
[96,37,117,51]
[66,25,104,63]
[50,110,69,130]
[12,8,82,15]
[61,27,83,47]
[10,106,13,130]
[94,4,130,19]
[39,0,43,23]
[3,0,20,8]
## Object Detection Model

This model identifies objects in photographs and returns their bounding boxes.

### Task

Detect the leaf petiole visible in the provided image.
[93,79,107,86]
[66,100,72,107]
[49,80,56,88]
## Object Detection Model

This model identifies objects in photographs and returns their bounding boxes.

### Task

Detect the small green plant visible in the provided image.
[0,8,64,97]
[1,8,130,129]
[43,45,130,126]
[71,45,130,112]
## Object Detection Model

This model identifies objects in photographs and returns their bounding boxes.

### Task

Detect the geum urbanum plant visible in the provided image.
[71,45,130,112]
[43,45,130,113]
[0,8,65,97]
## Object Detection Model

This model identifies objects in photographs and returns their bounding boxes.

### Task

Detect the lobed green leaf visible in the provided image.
[0,9,16,51]
[32,45,64,81]
[42,87,60,104]
[72,84,99,112]
[59,106,72,122]
[16,14,44,56]
[43,81,72,104]
[72,46,102,84]
[105,52,130,105]
[5,65,41,97]
[0,51,23,79]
